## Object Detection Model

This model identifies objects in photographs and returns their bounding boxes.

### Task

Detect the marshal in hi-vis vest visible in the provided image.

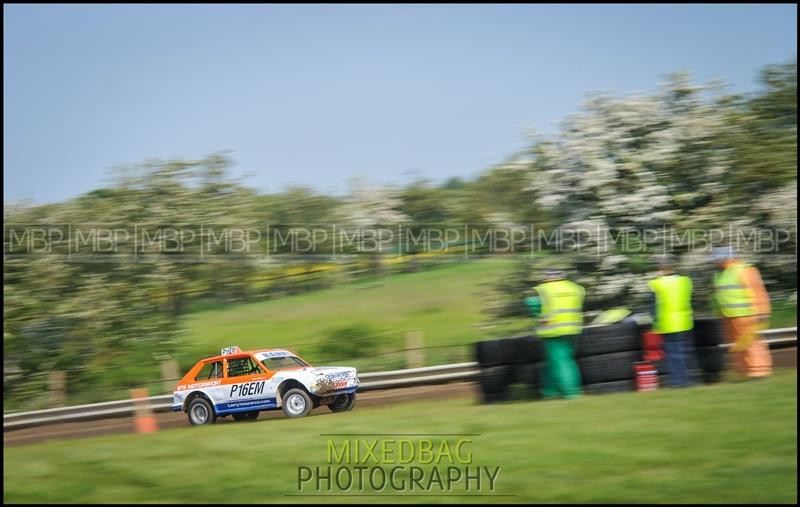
[714,262,756,317]
[535,280,585,338]
[648,274,693,334]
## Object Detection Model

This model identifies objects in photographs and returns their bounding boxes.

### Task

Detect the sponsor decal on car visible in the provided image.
[177,380,221,391]
[257,350,293,359]
[216,397,278,412]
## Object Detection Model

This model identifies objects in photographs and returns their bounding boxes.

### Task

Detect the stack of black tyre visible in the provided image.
[475,335,544,403]
[577,319,646,394]
[474,317,727,403]
[691,317,727,383]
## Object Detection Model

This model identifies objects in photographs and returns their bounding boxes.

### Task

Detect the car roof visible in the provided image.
[199,348,295,363]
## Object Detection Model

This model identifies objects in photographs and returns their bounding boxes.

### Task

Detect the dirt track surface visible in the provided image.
[5,348,796,448]
[3,382,479,447]
[771,347,796,368]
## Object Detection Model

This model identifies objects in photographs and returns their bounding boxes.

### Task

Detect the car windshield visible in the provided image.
[259,355,308,371]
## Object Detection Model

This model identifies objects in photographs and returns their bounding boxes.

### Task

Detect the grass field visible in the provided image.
[771,299,798,329]
[177,259,518,372]
[4,369,796,504]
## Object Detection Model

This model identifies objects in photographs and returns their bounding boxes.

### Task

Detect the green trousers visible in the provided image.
[539,335,583,399]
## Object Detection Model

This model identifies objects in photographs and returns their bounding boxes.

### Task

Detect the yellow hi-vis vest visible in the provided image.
[714,262,756,317]
[648,274,694,334]
[535,280,585,338]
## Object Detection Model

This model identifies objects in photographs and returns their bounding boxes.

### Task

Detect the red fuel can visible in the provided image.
[642,331,664,362]
[634,361,659,392]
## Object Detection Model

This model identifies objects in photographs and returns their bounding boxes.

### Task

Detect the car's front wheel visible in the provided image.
[329,393,356,413]
[282,388,313,418]
[187,397,216,426]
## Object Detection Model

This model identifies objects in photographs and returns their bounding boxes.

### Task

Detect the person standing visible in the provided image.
[533,269,585,399]
[711,246,773,379]
[648,255,695,387]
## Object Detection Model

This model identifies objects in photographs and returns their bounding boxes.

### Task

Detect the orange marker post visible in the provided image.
[130,388,159,434]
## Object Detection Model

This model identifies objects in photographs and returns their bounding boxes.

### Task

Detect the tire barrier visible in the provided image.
[475,335,544,403]
[478,365,515,403]
[511,362,542,385]
[578,350,644,385]
[691,317,728,384]
[693,317,725,347]
[577,320,642,357]
[474,335,543,367]
[474,317,740,403]
[474,339,505,368]
[582,379,636,395]
[694,346,727,383]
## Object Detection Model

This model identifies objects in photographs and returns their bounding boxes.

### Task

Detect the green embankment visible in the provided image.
[177,259,518,372]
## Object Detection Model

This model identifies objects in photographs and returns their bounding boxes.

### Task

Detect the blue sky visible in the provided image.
[4,4,797,203]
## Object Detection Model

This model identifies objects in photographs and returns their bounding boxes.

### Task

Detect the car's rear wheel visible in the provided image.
[329,393,356,412]
[282,388,313,418]
[187,397,216,426]
[232,411,259,422]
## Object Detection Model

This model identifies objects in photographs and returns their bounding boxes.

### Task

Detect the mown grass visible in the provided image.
[176,258,517,372]
[4,369,796,504]
[771,299,798,328]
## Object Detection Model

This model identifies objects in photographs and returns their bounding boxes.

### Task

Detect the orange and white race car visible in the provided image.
[170,346,359,425]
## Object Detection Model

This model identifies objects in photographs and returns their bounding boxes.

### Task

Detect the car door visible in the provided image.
[183,360,227,408]
[220,355,276,414]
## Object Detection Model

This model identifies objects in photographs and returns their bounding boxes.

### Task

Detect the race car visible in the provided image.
[171,346,359,425]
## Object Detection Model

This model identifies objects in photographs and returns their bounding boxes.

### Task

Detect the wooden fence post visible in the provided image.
[160,359,180,394]
[48,371,66,408]
[405,331,425,369]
